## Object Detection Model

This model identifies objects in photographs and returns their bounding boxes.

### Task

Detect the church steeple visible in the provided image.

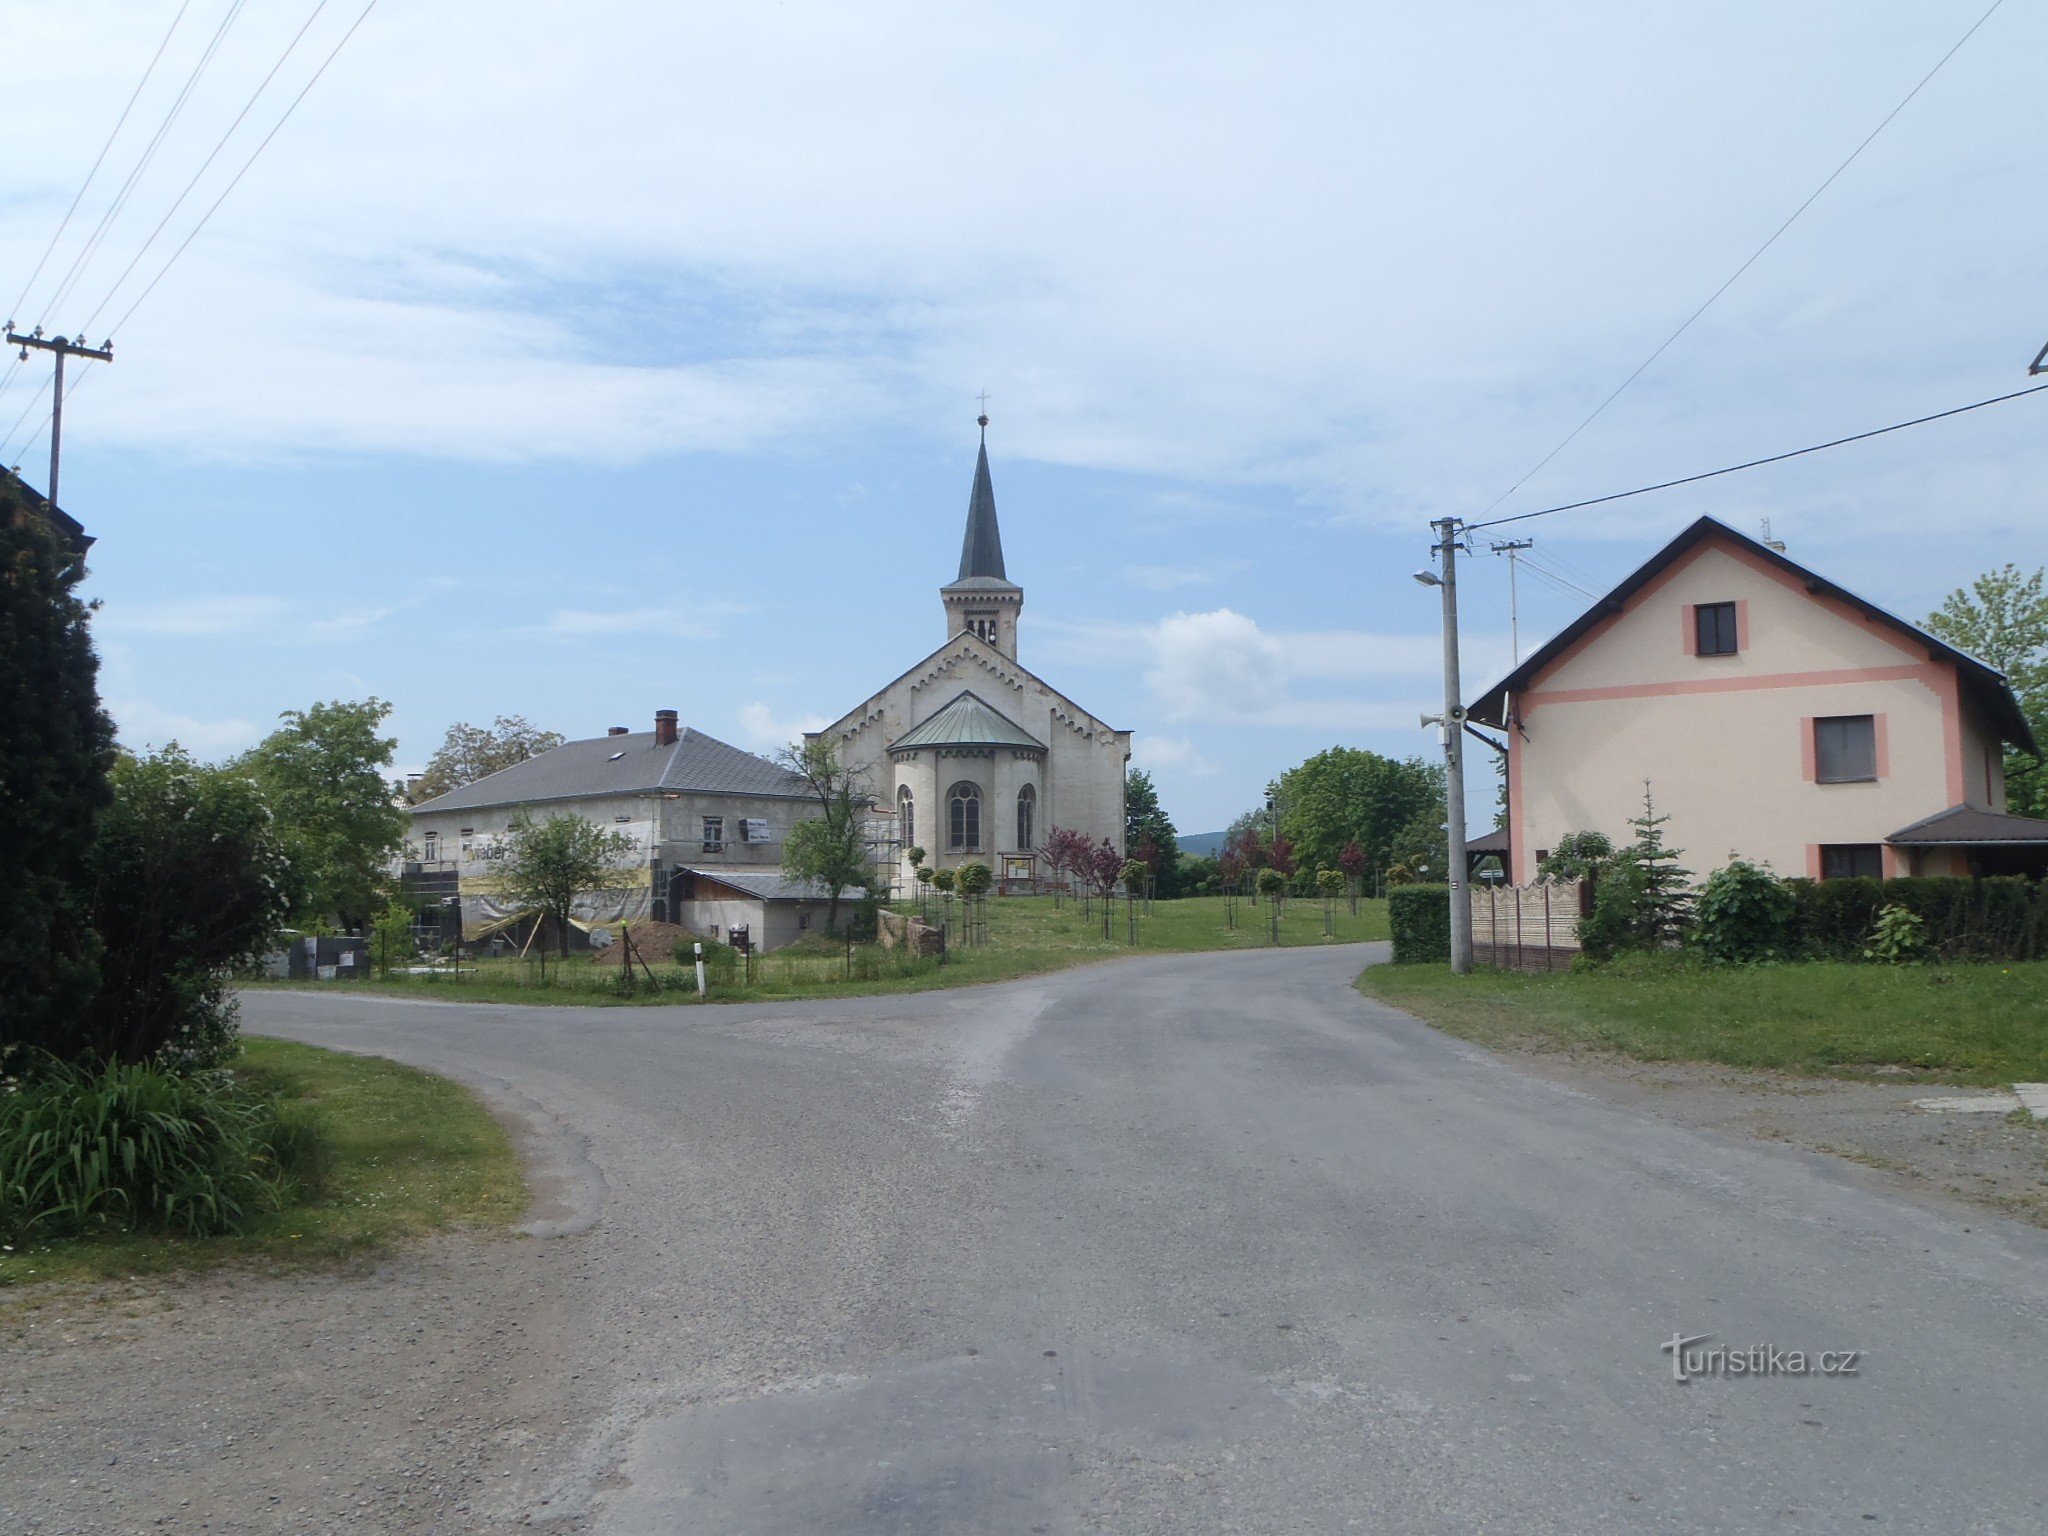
[957,415,1007,581]
[940,413,1024,659]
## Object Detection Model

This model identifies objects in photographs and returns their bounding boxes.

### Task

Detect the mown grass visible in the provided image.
[246,894,1390,1008]
[0,1038,522,1287]
[1359,953,2048,1087]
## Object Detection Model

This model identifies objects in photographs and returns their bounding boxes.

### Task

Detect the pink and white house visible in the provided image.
[1468,517,2046,884]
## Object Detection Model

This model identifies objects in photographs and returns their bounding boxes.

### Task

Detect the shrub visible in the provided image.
[1863,904,1930,965]
[1577,861,1648,964]
[1691,858,1795,963]
[1537,830,1613,884]
[1789,876,2043,961]
[957,862,994,897]
[1388,884,1450,963]
[846,891,882,944]
[1256,868,1285,900]
[0,1059,328,1241]
[671,936,739,981]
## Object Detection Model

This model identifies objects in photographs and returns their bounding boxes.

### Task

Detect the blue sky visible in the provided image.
[5,0,2044,834]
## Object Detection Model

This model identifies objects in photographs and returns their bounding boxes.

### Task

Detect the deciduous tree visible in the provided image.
[776,738,875,929]
[411,715,565,802]
[1926,564,2048,818]
[1123,769,1183,898]
[485,812,635,957]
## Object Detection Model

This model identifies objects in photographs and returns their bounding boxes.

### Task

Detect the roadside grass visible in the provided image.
[1358,954,2048,1087]
[246,894,1390,1008]
[0,1038,521,1288]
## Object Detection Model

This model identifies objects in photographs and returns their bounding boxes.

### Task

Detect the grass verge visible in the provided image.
[1358,953,2048,1087]
[0,1038,522,1287]
[247,894,1390,1007]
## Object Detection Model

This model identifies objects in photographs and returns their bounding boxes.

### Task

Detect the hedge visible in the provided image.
[1786,876,2043,962]
[1389,884,1451,964]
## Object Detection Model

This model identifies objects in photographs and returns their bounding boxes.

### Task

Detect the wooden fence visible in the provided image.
[1469,882,1589,971]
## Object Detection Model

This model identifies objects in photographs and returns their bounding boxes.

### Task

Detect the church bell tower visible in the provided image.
[940,414,1024,660]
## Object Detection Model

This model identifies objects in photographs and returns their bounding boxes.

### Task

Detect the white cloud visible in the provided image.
[1130,734,1219,777]
[95,595,397,641]
[736,701,829,753]
[1146,609,1288,720]
[106,698,262,758]
[533,607,724,641]
[1126,564,1217,593]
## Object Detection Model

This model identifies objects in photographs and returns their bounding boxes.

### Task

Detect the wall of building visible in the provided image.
[1507,537,1980,881]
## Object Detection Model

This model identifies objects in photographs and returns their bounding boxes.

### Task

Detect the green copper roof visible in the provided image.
[889,691,1044,753]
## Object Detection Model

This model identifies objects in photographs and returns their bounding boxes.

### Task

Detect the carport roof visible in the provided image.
[1886,804,2048,846]
[681,868,848,902]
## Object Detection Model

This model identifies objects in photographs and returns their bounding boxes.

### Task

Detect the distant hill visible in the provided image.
[1178,830,1227,858]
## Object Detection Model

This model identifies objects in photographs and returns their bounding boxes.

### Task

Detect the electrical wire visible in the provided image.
[83,0,334,336]
[1466,380,2048,533]
[35,0,249,330]
[0,375,55,463]
[1479,0,2007,520]
[1515,552,1597,599]
[104,0,381,340]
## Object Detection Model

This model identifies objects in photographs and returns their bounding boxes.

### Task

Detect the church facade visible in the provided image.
[813,420,1132,891]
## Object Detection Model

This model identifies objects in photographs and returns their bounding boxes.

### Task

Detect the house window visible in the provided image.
[898,785,915,850]
[1015,783,1035,851]
[1820,844,1883,880]
[947,781,981,850]
[702,816,724,852]
[1695,602,1739,657]
[422,831,438,861]
[1815,715,1877,783]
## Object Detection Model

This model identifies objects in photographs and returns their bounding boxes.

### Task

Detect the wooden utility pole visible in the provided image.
[5,326,113,508]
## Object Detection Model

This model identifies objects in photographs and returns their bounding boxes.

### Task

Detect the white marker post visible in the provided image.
[694,942,707,999]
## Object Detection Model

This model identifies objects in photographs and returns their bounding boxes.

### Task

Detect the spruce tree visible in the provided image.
[0,482,116,1063]
[1625,781,1694,947]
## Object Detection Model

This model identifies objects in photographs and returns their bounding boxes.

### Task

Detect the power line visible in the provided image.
[4,1,194,329]
[83,0,335,336]
[35,0,249,329]
[1466,380,2048,533]
[104,0,381,340]
[1480,0,2007,519]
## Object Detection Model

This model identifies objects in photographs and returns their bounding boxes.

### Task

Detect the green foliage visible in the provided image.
[410,715,564,804]
[932,868,957,893]
[906,847,926,869]
[957,861,994,896]
[370,899,416,979]
[1255,867,1285,900]
[915,866,936,888]
[1316,868,1345,897]
[1582,786,1695,962]
[1862,904,1930,965]
[1787,876,2043,962]
[1925,563,2047,818]
[83,747,293,1068]
[1537,830,1614,884]
[1123,769,1184,897]
[238,698,407,928]
[0,1059,329,1241]
[1577,861,1647,964]
[1179,854,1221,894]
[1691,858,1795,964]
[1388,884,1451,963]
[486,812,636,956]
[1277,747,1442,881]
[0,489,117,1066]
[671,935,740,982]
[1118,859,1147,891]
[1385,808,1447,885]
[777,737,875,923]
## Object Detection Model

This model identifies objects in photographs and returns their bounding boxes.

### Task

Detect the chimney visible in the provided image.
[607,726,628,736]
[654,709,679,746]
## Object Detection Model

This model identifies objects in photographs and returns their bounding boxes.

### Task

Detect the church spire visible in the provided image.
[940,412,1023,659]
[957,414,1007,581]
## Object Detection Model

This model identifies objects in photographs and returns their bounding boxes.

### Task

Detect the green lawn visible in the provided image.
[1359,954,2048,1086]
[0,1038,523,1287]
[247,894,1389,1008]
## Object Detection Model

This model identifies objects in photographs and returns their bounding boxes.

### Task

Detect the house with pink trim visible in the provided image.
[1468,516,2047,884]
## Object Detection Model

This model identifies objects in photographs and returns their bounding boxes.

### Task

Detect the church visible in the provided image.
[813,418,1132,893]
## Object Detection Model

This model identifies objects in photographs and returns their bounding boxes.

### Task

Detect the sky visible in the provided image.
[3,0,2043,835]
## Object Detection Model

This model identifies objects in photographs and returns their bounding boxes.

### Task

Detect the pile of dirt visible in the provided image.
[588,919,698,966]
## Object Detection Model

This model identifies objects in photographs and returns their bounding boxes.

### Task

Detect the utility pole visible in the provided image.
[1489,538,1533,663]
[5,326,113,509]
[1415,519,1473,974]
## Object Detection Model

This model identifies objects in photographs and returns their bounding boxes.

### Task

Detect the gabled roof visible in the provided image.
[411,727,806,814]
[4,471,92,555]
[1886,804,2048,846]
[888,690,1045,753]
[1467,514,2038,754]
[955,429,1009,582]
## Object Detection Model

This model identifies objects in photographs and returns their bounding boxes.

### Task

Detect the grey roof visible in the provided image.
[1467,515,2038,755]
[956,432,1008,581]
[1465,826,1510,854]
[682,867,847,903]
[888,690,1045,753]
[411,727,806,814]
[1886,804,2048,846]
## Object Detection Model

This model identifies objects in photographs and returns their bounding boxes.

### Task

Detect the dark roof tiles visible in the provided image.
[410,727,804,814]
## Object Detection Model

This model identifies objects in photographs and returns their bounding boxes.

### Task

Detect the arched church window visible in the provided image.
[947,781,981,850]
[1015,783,1035,851]
[898,785,915,850]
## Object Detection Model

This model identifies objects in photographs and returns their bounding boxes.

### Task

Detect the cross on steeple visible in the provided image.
[976,390,991,435]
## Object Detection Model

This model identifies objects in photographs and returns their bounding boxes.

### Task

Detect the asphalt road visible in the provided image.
[244,945,2048,1534]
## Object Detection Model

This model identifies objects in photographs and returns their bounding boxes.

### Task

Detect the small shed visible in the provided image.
[674,868,851,951]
